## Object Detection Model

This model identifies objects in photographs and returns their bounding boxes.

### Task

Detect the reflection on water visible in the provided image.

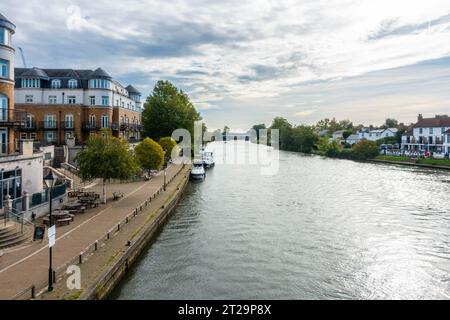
[112,141,450,300]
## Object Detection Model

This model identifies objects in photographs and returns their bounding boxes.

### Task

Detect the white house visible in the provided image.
[345,128,398,145]
[332,130,345,140]
[401,114,450,155]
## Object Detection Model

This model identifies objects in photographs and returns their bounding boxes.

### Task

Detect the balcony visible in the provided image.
[82,122,100,132]
[19,120,37,131]
[0,109,27,127]
[40,121,58,131]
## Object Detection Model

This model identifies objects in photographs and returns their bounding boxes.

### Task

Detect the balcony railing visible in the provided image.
[62,121,75,130]
[40,121,58,130]
[19,120,37,131]
[0,109,27,127]
[82,122,100,132]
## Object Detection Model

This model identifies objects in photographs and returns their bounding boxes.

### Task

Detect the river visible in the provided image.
[111,141,450,300]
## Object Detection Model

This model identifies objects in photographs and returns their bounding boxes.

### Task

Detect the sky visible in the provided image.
[2,0,450,130]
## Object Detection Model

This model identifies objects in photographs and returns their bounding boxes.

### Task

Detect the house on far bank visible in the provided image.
[401,114,450,155]
[345,128,398,145]
[346,134,361,145]
[332,130,345,140]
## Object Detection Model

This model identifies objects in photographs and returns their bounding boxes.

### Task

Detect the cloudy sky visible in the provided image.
[3,0,450,130]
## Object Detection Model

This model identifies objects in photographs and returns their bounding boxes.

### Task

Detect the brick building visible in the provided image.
[14,67,143,146]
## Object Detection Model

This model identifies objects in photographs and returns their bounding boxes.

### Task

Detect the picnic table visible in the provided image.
[78,197,100,208]
[113,191,124,201]
[62,202,87,214]
[43,211,75,227]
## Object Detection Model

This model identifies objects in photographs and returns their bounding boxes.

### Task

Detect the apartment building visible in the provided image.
[14,67,143,146]
[1,13,44,210]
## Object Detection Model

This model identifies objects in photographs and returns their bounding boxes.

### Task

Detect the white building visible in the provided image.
[346,128,398,145]
[402,114,450,155]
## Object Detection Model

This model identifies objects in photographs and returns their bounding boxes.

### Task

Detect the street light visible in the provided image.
[44,171,56,292]
[163,157,168,192]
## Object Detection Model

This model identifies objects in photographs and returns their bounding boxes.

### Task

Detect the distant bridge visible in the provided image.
[210,132,253,142]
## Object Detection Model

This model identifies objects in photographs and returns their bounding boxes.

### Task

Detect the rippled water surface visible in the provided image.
[112,142,450,300]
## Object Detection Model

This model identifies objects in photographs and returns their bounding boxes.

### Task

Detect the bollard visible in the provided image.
[31,285,36,299]
[126,217,129,224]
[79,252,83,264]
[118,224,121,231]
[127,241,132,247]
[107,232,110,240]
[95,241,98,251]
[53,271,56,284]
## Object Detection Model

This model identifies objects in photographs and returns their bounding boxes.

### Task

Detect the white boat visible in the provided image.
[203,152,215,169]
[190,162,206,180]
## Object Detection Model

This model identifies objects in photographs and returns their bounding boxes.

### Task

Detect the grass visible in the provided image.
[64,290,83,300]
[376,155,450,167]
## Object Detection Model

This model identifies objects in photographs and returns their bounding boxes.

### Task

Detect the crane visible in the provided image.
[18,47,27,68]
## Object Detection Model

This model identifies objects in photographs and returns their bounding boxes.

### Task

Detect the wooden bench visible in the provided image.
[56,218,72,226]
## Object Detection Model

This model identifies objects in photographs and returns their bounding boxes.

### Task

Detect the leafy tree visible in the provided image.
[290,125,319,153]
[252,124,267,143]
[158,137,177,162]
[270,117,293,150]
[315,137,331,156]
[135,138,165,174]
[326,140,343,157]
[75,130,138,203]
[384,118,399,128]
[142,80,202,140]
[351,140,380,160]
[343,129,353,140]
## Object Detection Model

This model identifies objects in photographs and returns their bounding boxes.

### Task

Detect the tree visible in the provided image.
[290,125,319,153]
[158,137,177,162]
[270,117,293,150]
[252,124,266,143]
[384,118,399,129]
[343,129,353,140]
[75,130,138,204]
[135,138,165,174]
[351,140,380,160]
[142,80,202,140]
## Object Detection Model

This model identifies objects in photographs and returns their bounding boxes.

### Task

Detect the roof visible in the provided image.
[413,115,450,128]
[333,130,345,135]
[346,134,360,140]
[90,68,112,79]
[125,85,141,95]
[0,13,15,33]
[18,67,49,79]
[385,128,398,133]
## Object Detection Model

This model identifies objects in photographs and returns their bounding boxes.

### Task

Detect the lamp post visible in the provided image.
[163,157,168,192]
[44,171,56,292]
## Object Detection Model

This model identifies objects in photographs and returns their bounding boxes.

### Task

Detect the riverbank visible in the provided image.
[0,164,190,300]
[368,156,450,171]
[36,164,191,300]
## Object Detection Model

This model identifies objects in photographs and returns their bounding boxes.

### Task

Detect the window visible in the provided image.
[419,128,423,134]
[102,96,109,106]
[21,79,40,88]
[51,79,61,89]
[430,128,434,134]
[101,115,109,128]
[20,133,27,140]
[44,131,56,143]
[0,94,7,121]
[90,79,110,89]
[68,96,76,104]
[25,95,33,103]
[30,132,37,141]
[49,96,57,104]
[0,27,11,46]
[0,59,8,78]
[65,132,74,141]
[45,114,56,129]
[89,115,96,127]
[65,114,74,129]
[26,114,35,128]
[90,96,96,105]
[68,79,78,89]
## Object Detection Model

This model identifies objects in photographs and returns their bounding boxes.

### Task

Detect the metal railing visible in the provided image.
[0,109,27,125]
[3,207,35,235]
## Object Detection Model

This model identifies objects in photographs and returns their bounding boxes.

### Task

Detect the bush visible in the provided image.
[350,140,380,160]
[135,138,165,173]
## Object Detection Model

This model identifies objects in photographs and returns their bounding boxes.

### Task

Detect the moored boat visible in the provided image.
[190,162,206,180]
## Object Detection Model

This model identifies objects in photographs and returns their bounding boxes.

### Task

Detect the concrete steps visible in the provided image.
[0,222,33,250]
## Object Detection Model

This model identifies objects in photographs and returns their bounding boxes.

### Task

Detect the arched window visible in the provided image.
[51,79,61,89]
[0,93,7,121]
[101,114,109,128]
[89,114,96,127]
[65,114,74,129]
[68,79,78,89]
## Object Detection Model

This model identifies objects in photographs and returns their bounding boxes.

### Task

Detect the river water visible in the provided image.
[112,141,450,300]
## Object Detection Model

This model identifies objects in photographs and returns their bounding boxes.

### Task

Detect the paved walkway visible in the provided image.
[0,164,184,299]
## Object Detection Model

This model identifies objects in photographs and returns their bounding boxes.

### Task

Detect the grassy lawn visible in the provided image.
[376,155,450,167]
[376,155,411,162]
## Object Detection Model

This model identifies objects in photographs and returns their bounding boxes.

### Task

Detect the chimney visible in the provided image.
[418,114,423,122]
[20,139,34,157]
